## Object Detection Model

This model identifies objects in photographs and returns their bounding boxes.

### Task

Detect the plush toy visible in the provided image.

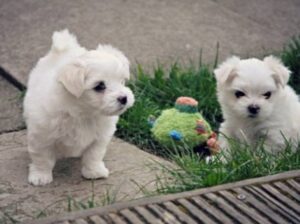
[149,97,220,156]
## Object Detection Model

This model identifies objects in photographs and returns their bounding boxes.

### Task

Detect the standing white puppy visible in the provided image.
[24,30,134,186]
[214,56,300,156]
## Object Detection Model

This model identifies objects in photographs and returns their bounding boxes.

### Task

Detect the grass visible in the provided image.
[281,35,300,93]
[0,212,19,224]
[116,36,300,194]
[116,60,222,156]
[0,203,22,224]
[35,182,124,219]
[154,139,300,194]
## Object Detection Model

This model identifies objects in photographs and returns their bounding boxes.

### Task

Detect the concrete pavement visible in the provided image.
[0,75,24,133]
[1,0,299,86]
[215,0,300,37]
[0,130,171,222]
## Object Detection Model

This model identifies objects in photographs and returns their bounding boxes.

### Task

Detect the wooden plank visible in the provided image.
[204,192,252,224]
[89,215,107,224]
[107,213,127,224]
[147,204,180,224]
[261,183,300,214]
[162,201,198,224]
[74,219,89,224]
[218,190,272,224]
[191,196,233,224]
[29,170,300,224]
[134,206,163,224]
[119,209,143,224]
[273,181,300,203]
[233,187,286,224]
[287,179,300,193]
[246,186,299,223]
[177,198,216,223]
[252,184,300,221]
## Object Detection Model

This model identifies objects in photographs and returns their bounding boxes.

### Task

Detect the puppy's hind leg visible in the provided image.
[81,140,110,179]
[28,145,56,186]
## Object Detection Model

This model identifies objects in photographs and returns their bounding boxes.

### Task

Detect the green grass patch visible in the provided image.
[35,183,124,219]
[281,35,300,93]
[154,140,300,194]
[116,36,300,194]
[116,62,222,155]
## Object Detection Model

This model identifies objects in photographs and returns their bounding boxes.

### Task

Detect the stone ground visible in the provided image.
[0,131,170,222]
[0,0,300,223]
[0,76,24,133]
[1,0,300,86]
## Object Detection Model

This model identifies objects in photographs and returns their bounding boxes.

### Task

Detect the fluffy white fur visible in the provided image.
[23,29,134,186]
[214,55,300,156]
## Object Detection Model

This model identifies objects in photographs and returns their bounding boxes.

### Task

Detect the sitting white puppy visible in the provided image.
[23,30,134,186]
[214,56,300,156]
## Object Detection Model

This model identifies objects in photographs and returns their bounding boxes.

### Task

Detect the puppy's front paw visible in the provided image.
[81,162,109,179]
[28,164,53,186]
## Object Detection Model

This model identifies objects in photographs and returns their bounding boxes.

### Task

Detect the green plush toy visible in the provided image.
[149,97,219,156]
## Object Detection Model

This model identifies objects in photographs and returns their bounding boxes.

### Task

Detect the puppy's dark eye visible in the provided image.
[93,81,106,92]
[263,91,272,99]
[235,90,246,98]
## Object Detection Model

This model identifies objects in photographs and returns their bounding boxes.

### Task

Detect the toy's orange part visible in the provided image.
[196,120,204,125]
[210,132,217,139]
[207,138,217,147]
[176,97,198,106]
[207,137,221,154]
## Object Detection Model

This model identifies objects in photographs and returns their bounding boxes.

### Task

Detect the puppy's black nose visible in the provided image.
[248,104,260,115]
[117,96,127,105]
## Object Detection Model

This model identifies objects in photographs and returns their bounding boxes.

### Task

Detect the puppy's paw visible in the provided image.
[28,164,53,186]
[81,162,109,179]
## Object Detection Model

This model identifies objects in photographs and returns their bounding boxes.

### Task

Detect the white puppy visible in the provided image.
[23,30,134,186]
[214,56,300,156]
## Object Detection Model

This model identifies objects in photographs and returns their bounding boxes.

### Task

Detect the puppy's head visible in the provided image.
[57,45,134,116]
[214,56,290,120]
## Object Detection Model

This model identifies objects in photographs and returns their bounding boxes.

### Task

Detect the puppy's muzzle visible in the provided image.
[248,104,260,116]
[117,96,127,105]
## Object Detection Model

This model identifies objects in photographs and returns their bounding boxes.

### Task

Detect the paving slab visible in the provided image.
[0,130,171,223]
[0,0,298,86]
[214,0,300,38]
[0,75,24,133]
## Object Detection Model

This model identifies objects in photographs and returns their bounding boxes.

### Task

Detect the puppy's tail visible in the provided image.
[51,29,80,53]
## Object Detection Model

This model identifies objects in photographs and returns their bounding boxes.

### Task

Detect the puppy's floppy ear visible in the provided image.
[264,55,291,88]
[214,56,240,84]
[57,60,86,98]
